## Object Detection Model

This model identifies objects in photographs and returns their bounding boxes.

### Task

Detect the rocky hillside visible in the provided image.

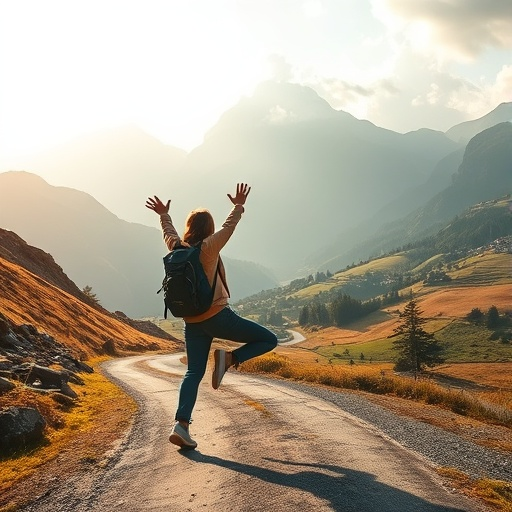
[0,229,180,360]
[0,229,181,459]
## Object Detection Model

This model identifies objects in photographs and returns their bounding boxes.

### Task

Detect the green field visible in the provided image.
[314,318,512,365]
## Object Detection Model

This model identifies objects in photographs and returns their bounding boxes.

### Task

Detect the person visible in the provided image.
[145,183,277,449]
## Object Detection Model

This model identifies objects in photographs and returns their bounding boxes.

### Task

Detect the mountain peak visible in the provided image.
[446,103,512,143]
[251,81,336,117]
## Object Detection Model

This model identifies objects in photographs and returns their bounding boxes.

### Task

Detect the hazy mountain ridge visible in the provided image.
[446,102,512,143]
[0,82,510,314]
[0,171,278,316]
[178,82,462,275]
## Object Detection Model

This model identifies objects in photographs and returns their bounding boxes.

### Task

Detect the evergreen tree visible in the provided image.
[298,306,309,326]
[392,300,443,373]
[83,285,101,305]
[466,307,484,324]
[486,305,501,329]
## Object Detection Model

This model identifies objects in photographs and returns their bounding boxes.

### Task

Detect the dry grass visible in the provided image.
[241,353,512,428]
[286,284,512,361]
[241,352,512,510]
[437,467,512,512]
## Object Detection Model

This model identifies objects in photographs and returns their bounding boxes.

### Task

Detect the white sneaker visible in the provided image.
[212,349,227,389]
[169,422,197,449]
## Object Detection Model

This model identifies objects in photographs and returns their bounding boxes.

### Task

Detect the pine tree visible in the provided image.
[83,285,101,305]
[392,300,443,373]
[486,305,501,329]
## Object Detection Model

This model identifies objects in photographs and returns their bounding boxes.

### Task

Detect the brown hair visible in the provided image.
[183,209,215,245]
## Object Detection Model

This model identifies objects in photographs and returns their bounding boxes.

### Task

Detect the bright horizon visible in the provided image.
[0,0,511,157]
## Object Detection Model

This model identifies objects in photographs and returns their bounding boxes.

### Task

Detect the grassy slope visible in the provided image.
[289,251,511,363]
[0,257,180,358]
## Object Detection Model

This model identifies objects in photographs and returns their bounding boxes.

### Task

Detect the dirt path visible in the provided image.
[20,354,486,512]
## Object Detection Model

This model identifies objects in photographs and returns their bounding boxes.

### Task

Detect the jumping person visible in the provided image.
[145,184,277,449]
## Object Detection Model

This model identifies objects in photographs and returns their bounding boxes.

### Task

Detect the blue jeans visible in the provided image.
[175,306,278,423]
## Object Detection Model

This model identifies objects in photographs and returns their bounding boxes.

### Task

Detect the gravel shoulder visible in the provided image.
[269,378,512,483]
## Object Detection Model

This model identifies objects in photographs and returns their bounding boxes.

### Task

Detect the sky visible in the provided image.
[0,0,511,156]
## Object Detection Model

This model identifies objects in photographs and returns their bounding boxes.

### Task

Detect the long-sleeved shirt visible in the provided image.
[159,204,244,323]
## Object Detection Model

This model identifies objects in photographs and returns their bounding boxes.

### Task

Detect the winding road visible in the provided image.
[23,353,486,511]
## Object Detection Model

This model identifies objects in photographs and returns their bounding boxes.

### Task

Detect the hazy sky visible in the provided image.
[1,0,511,155]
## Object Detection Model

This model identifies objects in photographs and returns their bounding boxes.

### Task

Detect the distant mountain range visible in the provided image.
[0,172,278,317]
[310,122,512,272]
[1,81,468,277]
[0,81,510,317]
[445,102,512,143]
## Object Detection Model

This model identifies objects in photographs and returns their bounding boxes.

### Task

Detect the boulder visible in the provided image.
[13,363,66,389]
[102,338,116,355]
[0,376,15,393]
[0,406,46,455]
[60,382,78,399]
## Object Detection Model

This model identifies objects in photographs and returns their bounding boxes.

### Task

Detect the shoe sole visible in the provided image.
[169,432,197,449]
[212,349,226,390]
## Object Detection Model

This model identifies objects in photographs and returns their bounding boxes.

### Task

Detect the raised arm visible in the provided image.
[145,195,179,251]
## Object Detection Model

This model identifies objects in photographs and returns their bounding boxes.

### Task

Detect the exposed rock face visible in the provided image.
[0,312,94,377]
[0,406,46,456]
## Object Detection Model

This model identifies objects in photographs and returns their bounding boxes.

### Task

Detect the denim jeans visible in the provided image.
[175,306,278,423]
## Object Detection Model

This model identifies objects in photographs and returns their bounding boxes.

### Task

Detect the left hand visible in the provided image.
[145,196,170,214]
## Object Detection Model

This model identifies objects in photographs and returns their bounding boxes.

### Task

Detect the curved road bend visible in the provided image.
[22,354,486,512]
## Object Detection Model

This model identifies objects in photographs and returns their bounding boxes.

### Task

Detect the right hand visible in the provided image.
[227,183,251,206]
[145,196,170,215]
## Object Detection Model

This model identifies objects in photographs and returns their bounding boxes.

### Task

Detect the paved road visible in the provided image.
[23,354,487,511]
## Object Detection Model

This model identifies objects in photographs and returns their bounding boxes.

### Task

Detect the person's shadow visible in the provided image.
[179,450,471,512]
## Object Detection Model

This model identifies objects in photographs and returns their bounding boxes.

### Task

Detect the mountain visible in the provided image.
[0,230,178,358]
[2,125,188,225]
[309,122,512,272]
[1,81,461,279]
[0,172,279,317]
[446,103,512,143]
[176,81,461,276]
[237,197,511,324]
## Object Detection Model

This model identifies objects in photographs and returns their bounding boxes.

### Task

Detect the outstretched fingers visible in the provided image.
[145,196,170,214]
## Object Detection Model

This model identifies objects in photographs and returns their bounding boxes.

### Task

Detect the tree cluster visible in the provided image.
[467,305,511,343]
[298,291,404,328]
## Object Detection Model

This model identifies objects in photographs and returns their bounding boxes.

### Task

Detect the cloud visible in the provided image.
[266,54,294,82]
[374,0,512,58]
[313,78,398,110]
[264,105,297,125]
[309,49,488,132]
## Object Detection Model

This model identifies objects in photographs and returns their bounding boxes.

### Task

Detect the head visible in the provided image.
[183,208,215,245]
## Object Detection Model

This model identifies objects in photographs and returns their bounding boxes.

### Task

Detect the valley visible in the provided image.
[0,91,511,510]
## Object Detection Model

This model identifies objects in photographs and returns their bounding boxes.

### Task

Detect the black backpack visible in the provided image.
[158,242,218,318]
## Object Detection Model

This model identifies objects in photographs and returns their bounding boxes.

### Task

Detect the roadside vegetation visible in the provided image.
[240,353,512,428]
[0,358,136,511]
[240,353,512,511]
